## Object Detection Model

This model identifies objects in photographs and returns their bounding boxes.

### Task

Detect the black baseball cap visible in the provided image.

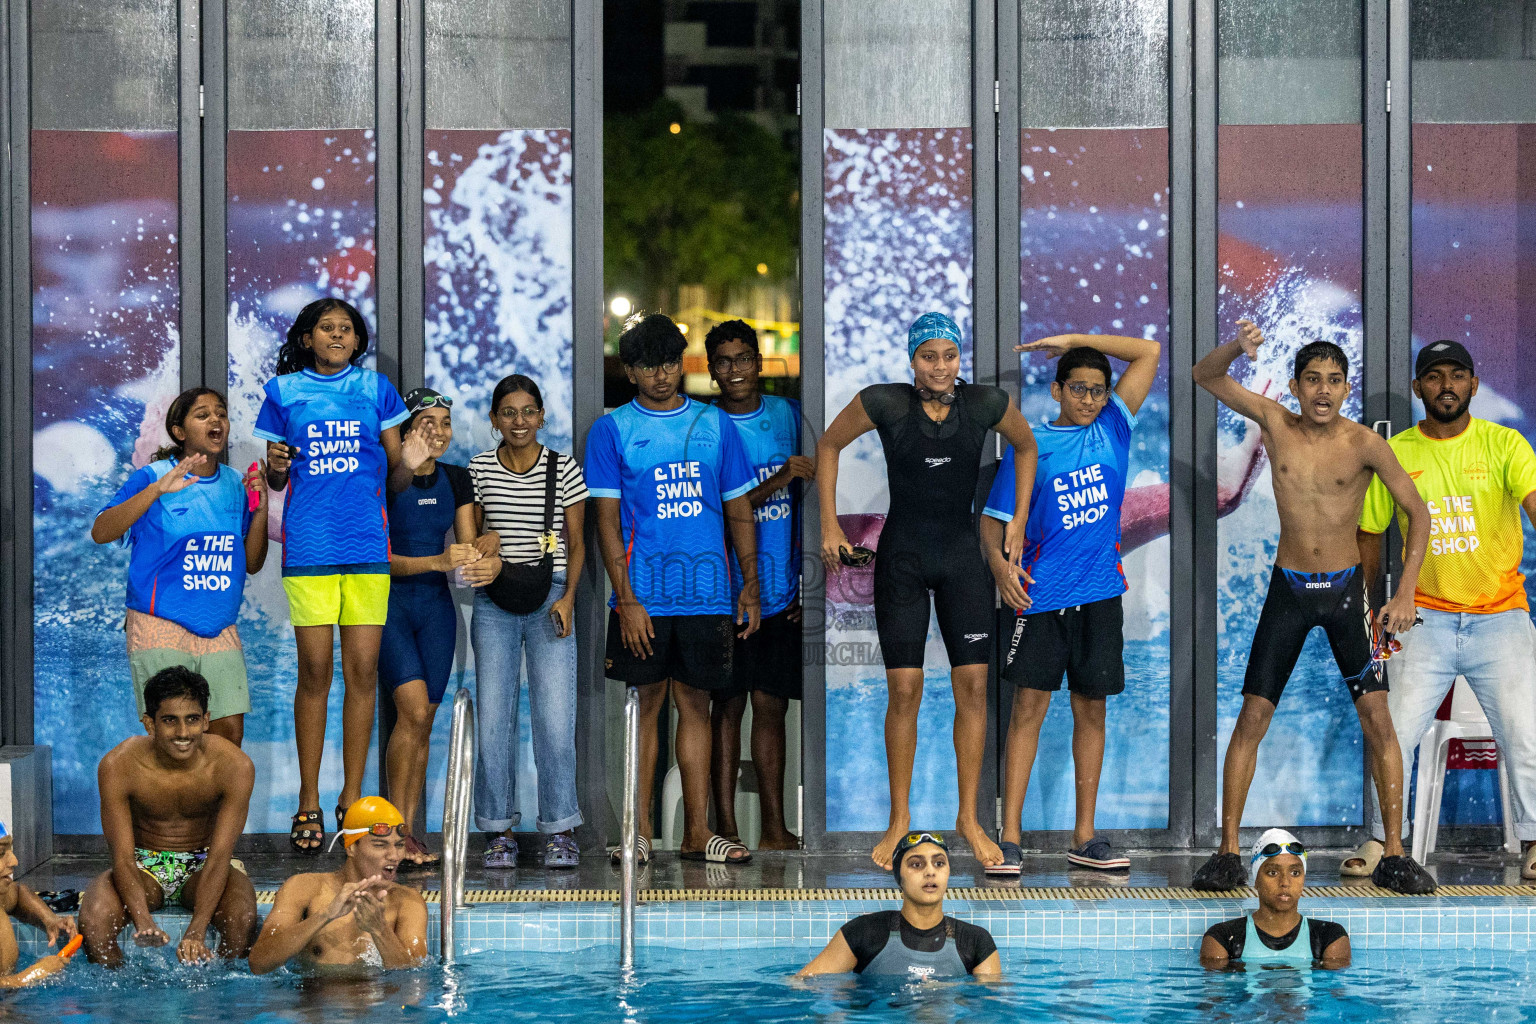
[1415,340,1474,379]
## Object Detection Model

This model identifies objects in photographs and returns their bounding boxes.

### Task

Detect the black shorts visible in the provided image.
[730,606,804,700]
[872,527,995,670]
[604,610,735,691]
[1242,565,1386,706]
[1002,595,1125,698]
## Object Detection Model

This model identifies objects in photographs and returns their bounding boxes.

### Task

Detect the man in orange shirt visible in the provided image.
[1353,340,1536,880]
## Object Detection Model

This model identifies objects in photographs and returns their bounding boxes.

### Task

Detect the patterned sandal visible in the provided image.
[483,835,519,869]
[290,810,324,855]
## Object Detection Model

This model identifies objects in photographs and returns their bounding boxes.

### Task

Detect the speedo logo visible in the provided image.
[925,457,951,468]
[964,632,989,643]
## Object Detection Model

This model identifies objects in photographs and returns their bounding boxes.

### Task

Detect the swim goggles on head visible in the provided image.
[414,393,453,409]
[328,821,409,851]
[1257,841,1305,859]
[894,832,949,855]
[838,545,875,567]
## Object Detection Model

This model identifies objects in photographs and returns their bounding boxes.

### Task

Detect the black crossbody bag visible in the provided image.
[483,448,559,615]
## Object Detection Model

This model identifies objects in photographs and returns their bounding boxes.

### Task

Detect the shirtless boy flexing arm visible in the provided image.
[80,666,257,964]
[249,797,428,975]
[1191,321,1436,895]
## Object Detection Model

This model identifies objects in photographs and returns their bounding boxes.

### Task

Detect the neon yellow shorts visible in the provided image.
[281,573,390,627]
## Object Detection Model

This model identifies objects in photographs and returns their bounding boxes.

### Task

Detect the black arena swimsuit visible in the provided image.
[859,382,1008,670]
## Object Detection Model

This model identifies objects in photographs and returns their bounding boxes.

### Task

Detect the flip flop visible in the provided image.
[679,835,751,864]
[1341,838,1383,877]
[985,841,1024,877]
[609,836,651,867]
[290,810,324,855]
[1523,844,1536,881]
[398,834,439,869]
[1067,837,1130,871]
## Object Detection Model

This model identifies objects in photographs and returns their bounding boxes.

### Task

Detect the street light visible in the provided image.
[756,263,769,276]
[610,296,632,318]
[669,122,682,135]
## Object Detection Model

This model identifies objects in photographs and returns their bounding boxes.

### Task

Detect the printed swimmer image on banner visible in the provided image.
[419,128,574,828]
[823,127,974,832]
[1014,128,1177,831]
[1216,123,1365,827]
[31,131,182,833]
[1411,122,1536,826]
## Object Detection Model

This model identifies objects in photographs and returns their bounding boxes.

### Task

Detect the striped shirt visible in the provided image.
[468,446,589,573]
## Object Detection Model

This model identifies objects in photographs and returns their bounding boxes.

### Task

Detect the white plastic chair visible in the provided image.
[659,762,761,849]
[1410,675,1519,863]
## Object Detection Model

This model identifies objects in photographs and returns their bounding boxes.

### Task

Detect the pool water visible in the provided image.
[8,947,1536,1023]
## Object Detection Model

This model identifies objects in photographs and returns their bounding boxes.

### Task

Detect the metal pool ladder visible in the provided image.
[619,685,641,969]
[440,687,475,964]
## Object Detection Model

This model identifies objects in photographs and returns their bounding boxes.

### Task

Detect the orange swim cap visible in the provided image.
[338,796,405,848]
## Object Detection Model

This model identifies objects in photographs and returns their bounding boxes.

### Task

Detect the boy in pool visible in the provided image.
[1200,829,1350,969]
[79,666,257,966]
[0,822,81,988]
[1191,321,1434,894]
[798,832,1001,979]
[249,797,428,975]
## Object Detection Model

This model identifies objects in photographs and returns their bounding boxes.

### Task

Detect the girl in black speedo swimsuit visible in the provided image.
[817,312,1039,871]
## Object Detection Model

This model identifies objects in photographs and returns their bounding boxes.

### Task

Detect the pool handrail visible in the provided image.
[441,686,475,964]
[620,685,640,969]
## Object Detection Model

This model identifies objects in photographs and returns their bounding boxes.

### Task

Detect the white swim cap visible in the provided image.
[1249,828,1306,887]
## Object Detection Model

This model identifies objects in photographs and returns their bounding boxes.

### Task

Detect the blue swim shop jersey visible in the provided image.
[984,392,1136,614]
[585,398,756,617]
[722,395,802,617]
[252,364,409,573]
[106,461,254,638]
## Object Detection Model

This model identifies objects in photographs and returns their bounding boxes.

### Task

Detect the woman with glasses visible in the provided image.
[979,332,1160,877]
[379,388,496,868]
[1200,829,1351,968]
[470,374,590,869]
[817,312,1040,873]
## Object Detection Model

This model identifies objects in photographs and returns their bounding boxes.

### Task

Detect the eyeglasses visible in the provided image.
[1258,841,1306,858]
[634,360,681,378]
[712,353,758,373]
[1064,382,1109,401]
[412,394,453,410]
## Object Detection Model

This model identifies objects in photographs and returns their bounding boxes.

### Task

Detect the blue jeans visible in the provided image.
[471,573,582,833]
[1368,606,1536,842]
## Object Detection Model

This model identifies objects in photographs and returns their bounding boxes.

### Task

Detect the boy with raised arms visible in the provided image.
[1191,321,1435,894]
[981,332,1161,874]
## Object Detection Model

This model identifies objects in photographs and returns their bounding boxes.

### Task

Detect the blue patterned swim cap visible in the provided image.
[907,312,963,360]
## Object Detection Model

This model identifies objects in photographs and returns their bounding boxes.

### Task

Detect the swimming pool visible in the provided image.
[8,896,1536,1021]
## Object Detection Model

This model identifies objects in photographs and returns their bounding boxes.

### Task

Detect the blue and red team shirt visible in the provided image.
[584,398,756,617]
[722,395,801,617]
[106,461,254,638]
[252,364,410,574]
[983,391,1137,614]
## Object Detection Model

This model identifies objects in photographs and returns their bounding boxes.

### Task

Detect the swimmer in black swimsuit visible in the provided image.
[818,312,1039,871]
[1192,321,1434,895]
[798,831,1000,979]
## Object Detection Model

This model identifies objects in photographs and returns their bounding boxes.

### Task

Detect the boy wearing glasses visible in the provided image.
[1200,828,1350,968]
[980,333,1160,876]
[250,797,428,974]
[705,320,810,852]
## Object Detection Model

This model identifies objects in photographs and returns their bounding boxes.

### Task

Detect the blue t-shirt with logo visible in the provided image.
[722,396,801,617]
[983,392,1136,614]
[585,398,756,616]
[252,364,410,574]
[106,461,254,638]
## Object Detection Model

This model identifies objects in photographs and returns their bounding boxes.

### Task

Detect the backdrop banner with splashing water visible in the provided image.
[34,128,571,834]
